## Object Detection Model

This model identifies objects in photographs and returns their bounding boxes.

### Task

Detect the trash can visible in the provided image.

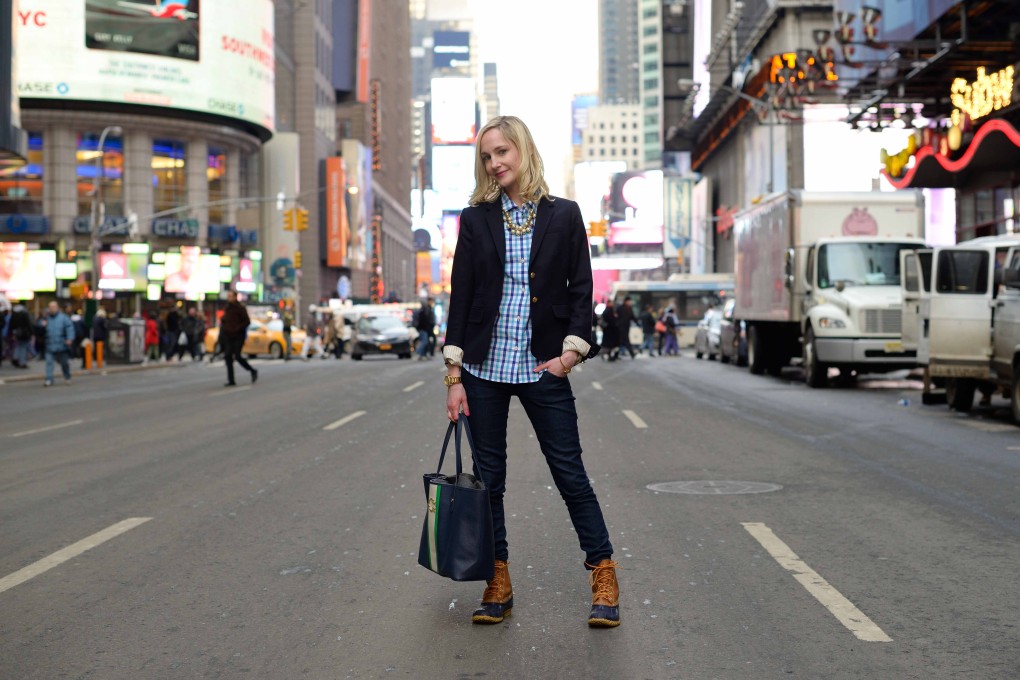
[106,318,146,364]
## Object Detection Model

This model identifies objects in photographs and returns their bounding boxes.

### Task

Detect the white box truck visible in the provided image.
[733,190,926,386]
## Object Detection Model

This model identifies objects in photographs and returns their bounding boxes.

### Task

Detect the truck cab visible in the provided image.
[901,236,1020,412]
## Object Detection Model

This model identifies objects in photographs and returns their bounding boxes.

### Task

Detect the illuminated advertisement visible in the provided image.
[608,170,664,244]
[431,145,476,208]
[163,246,221,294]
[235,257,256,293]
[431,77,477,145]
[98,251,148,291]
[0,243,56,298]
[433,31,470,70]
[573,160,626,229]
[17,0,275,135]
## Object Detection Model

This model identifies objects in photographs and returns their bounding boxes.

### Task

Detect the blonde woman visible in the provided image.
[442,116,621,628]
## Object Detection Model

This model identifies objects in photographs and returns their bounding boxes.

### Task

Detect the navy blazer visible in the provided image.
[444,195,598,365]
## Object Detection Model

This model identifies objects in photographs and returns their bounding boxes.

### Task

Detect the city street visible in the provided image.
[2,352,1020,679]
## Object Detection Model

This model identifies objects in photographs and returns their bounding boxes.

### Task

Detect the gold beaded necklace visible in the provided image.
[502,202,537,237]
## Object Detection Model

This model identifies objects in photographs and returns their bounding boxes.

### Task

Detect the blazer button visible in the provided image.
[529,272,536,279]
[531,296,538,303]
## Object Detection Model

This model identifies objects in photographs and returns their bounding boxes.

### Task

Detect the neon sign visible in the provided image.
[950,66,1014,124]
[768,52,838,86]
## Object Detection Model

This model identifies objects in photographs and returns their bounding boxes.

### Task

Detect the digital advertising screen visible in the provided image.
[0,243,56,298]
[163,247,221,294]
[431,77,476,145]
[98,251,148,291]
[433,30,470,70]
[16,0,275,135]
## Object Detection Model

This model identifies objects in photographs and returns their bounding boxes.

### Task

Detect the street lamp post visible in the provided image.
[90,125,122,297]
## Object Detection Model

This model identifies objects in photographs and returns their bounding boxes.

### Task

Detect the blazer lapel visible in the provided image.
[485,201,506,265]
[529,197,554,265]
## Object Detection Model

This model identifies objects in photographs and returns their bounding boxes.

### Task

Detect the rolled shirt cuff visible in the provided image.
[442,345,464,367]
[562,335,591,360]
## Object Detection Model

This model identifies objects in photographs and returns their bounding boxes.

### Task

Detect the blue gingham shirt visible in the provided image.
[463,193,541,384]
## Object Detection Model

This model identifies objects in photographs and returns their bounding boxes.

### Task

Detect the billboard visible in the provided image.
[433,31,470,70]
[17,0,275,135]
[431,77,476,145]
[163,246,221,294]
[325,156,348,268]
[571,95,598,146]
[573,160,626,229]
[98,251,148,291]
[432,145,476,208]
[0,243,56,298]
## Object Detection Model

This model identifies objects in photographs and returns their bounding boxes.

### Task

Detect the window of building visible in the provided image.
[77,131,124,218]
[611,135,616,143]
[588,149,594,157]
[152,139,187,214]
[643,6,656,18]
[0,132,43,215]
[621,148,627,156]
[207,146,227,224]
[600,136,605,144]
[643,25,657,36]
[611,149,616,156]
[239,152,259,200]
[599,148,605,156]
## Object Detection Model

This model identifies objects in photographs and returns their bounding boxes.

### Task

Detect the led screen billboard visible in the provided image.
[431,77,476,145]
[0,243,56,298]
[17,0,275,135]
[433,31,470,70]
[98,251,148,291]
[163,246,221,294]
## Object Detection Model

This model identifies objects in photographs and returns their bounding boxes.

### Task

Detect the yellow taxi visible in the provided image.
[205,319,306,359]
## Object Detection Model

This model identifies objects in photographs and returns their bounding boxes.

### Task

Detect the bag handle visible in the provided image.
[435,418,481,479]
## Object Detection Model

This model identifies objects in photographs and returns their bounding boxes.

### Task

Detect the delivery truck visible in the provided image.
[732,190,926,387]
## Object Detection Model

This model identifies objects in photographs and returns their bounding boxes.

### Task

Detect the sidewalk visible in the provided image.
[0,356,188,384]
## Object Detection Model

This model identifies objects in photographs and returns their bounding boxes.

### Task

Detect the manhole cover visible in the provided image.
[646,481,783,495]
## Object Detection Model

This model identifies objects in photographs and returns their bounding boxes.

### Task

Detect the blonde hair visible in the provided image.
[469,116,550,206]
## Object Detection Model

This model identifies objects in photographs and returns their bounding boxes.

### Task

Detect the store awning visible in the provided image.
[884,119,1020,189]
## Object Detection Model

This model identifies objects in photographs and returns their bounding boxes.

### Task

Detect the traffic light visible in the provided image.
[296,208,309,231]
[294,250,302,268]
[283,208,294,231]
[589,220,607,238]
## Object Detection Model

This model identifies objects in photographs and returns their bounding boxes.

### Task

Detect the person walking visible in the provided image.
[615,296,638,359]
[661,306,680,356]
[9,302,32,368]
[303,306,325,360]
[443,115,620,628]
[91,307,108,363]
[180,307,206,361]
[164,307,181,361]
[42,301,74,386]
[415,297,436,360]
[143,311,160,363]
[599,299,620,361]
[0,302,8,367]
[638,303,657,355]
[281,308,294,360]
[328,312,347,359]
[220,291,257,386]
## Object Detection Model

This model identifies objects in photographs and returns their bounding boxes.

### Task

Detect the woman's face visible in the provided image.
[480,128,521,196]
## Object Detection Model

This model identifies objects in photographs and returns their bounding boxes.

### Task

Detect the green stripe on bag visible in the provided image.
[428,484,441,570]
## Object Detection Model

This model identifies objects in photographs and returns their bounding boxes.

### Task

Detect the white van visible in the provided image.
[901,235,1020,410]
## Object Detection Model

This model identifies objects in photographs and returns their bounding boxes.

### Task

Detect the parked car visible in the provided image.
[350,313,414,360]
[694,307,724,360]
[719,298,748,366]
[205,319,306,359]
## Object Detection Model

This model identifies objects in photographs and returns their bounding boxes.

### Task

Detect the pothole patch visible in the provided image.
[646,480,783,495]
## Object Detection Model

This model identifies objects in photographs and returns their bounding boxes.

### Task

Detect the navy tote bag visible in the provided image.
[418,418,495,582]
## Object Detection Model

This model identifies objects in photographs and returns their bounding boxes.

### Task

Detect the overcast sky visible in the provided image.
[468,0,600,196]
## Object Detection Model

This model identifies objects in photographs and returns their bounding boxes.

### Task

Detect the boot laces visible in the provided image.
[483,561,509,600]
[586,560,620,601]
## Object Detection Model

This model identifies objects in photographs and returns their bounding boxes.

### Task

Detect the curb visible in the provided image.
[0,361,189,385]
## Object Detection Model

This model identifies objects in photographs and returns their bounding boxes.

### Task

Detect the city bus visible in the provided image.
[609,273,735,347]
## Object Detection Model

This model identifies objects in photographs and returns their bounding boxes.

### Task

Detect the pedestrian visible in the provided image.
[219,291,257,386]
[32,311,46,360]
[615,296,638,359]
[91,307,108,361]
[600,299,620,361]
[9,302,32,368]
[281,308,294,360]
[164,307,181,360]
[180,307,206,361]
[68,305,86,362]
[143,311,160,363]
[442,115,620,628]
[638,303,656,355]
[0,300,8,367]
[661,306,680,356]
[42,300,74,386]
[303,305,325,360]
[415,297,435,360]
[328,312,347,359]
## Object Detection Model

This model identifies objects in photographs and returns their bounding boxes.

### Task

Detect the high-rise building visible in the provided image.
[580,105,644,171]
[480,63,501,125]
[638,0,663,167]
[599,0,640,105]
[0,0,26,172]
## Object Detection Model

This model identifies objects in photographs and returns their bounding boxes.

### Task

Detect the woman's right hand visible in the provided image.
[446,383,469,422]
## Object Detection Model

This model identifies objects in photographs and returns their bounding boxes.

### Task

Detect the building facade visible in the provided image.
[599,0,640,105]
[580,104,644,171]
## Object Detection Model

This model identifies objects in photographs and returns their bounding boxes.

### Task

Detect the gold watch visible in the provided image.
[443,375,462,387]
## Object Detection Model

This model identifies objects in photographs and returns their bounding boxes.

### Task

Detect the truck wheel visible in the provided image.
[1011,371,1020,424]
[748,326,765,375]
[803,328,828,388]
[946,378,975,412]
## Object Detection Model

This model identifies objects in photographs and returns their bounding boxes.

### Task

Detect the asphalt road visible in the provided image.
[2,352,1019,679]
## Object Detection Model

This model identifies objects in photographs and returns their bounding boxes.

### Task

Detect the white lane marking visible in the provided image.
[403,381,424,393]
[592,381,603,391]
[0,518,152,595]
[210,385,251,396]
[622,409,647,429]
[742,522,892,642]
[11,419,86,438]
[324,410,366,431]
[960,420,1016,433]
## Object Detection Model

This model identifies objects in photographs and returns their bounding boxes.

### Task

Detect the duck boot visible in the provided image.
[472,560,513,624]
[586,559,621,628]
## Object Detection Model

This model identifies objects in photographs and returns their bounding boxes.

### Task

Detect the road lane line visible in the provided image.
[210,386,251,396]
[403,381,424,393]
[0,518,152,595]
[622,410,648,429]
[742,522,892,642]
[592,382,603,391]
[324,410,366,431]
[11,419,85,438]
